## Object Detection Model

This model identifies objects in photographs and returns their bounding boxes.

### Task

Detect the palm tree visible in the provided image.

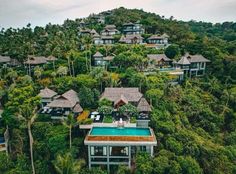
[54,153,85,174]
[34,66,43,80]
[62,114,76,149]
[19,104,38,174]
[57,66,68,77]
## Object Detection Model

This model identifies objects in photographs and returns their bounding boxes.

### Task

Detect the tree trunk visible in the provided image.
[72,61,75,77]
[69,126,72,149]
[68,58,72,76]
[28,121,35,174]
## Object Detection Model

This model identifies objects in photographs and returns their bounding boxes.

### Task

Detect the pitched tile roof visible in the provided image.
[101,88,143,102]
[38,87,57,98]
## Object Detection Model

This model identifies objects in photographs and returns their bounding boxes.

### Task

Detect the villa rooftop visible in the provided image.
[147,54,172,62]
[101,87,143,102]
[38,87,57,98]
[25,56,47,65]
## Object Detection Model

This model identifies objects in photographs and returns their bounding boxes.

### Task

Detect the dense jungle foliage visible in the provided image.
[0,7,236,174]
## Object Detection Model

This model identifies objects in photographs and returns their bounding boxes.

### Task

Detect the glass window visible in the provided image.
[91,146,106,156]
[201,63,205,68]
[109,146,129,156]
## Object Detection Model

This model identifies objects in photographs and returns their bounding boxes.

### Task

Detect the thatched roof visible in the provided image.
[73,103,83,113]
[137,98,152,112]
[178,53,210,65]
[148,33,169,40]
[119,34,143,43]
[62,89,80,104]
[186,54,210,63]
[46,89,79,108]
[103,56,114,61]
[38,88,57,98]
[93,51,103,57]
[101,88,143,102]
[114,94,128,106]
[0,55,11,63]
[147,54,172,62]
[25,56,47,65]
[104,25,116,29]
[47,96,75,108]
[177,56,191,65]
[46,56,58,61]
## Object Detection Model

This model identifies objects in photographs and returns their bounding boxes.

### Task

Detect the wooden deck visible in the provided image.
[86,135,155,142]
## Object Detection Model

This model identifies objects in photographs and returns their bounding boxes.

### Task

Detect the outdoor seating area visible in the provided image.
[137,113,150,120]
[89,111,104,123]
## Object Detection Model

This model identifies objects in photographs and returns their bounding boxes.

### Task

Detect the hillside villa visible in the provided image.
[122,22,145,35]
[176,53,211,77]
[39,88,83,119]
[84,87,156,172]
[146,33,170,49]
[119,35,143,44]
[93,52,114,67]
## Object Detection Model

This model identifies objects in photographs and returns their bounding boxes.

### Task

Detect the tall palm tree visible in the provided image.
[62,114,76,149]
[19,105,38,174]
[54,153,85,174]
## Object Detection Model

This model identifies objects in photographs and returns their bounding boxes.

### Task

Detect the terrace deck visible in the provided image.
[86,135,155,142]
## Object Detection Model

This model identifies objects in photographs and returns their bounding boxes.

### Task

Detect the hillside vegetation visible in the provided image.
[0,7,236,174]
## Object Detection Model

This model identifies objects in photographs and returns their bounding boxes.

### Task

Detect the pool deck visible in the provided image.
[80,123,136,129]
[84,127,157,145]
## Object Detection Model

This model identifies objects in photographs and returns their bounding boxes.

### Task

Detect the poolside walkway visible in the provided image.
[79,122,136,129]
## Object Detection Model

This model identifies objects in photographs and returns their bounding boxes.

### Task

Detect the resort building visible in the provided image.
[24,56,47,66]
[93,52,106,66]
[101,87,151,117]
[0,55,20,67]
[101,88,143,107]
[177,53,211,77]
[94,35,115,45]
[38,88,58,107]
[39,89,83,118]
[92,52,114,66]
[147,54,173,69]
[84,126,157,172]
[122,22,145,35]
[119,35,143,44]
[79,29,93,36]
[147,33,169,48]
[101,25,120,36]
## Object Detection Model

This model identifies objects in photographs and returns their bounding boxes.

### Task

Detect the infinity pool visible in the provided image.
[90,127,151,136]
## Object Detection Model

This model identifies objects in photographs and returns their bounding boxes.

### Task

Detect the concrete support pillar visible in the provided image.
[150,146,154,157]
[129,146,131,168]
[88,145,91,169]
[107,146,110,173]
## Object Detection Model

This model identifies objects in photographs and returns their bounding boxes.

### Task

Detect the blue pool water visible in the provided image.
[90,127,151,136]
